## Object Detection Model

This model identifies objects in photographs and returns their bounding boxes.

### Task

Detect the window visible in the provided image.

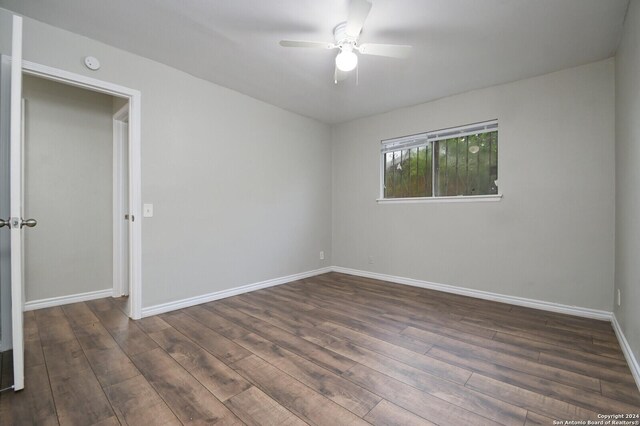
[381,120,499,201]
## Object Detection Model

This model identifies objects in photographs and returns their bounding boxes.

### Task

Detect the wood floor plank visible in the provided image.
[420,335,600,392]
[90,416,120,425]
[0,364,58,426]
[500,331,629,366]
[231,354,369,425]
[466,317,623,360]
[600,379,640,406]
[71,320,141,387]
[402,325,538,361]
[233,289,317,312]
[236,331,381,416]
[103,374,181,426]
[48,366,116,426]
[304,307,432,354]
[136,315,172,334]
[61,302,100,327]
[364,400,437,426]
[524,411,556,425]
[111,297,129,315]
[428,346,638,414]
[545,319,617,342]
[161,311,252,364]
[87,299,158,356]
[86,299,131,332]
[182,305,251,340]
[0,351,8,388]
[41,338,92,378]
[329,340,527,425]
[35,307,77,347]
[131,347,242,425]
[36,310,116,426]
[342,363,498,425]
[225,296,340,347]
[147,326,251,401]
[24,311,46,369]
[224,386,307,426]
[208,302,356,375]
[317,321,431,358]
[385,311,497,340]
[319,322,471,385]
[465,373,600,420]
[537,351,636,384]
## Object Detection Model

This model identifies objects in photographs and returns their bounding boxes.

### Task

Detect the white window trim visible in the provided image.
[376,194,503,204]
[379,119,499,202]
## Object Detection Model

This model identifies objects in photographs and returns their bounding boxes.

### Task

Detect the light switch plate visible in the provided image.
[143,204,153,218]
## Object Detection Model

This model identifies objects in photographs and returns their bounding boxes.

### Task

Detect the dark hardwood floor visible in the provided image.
[1,272,639,425]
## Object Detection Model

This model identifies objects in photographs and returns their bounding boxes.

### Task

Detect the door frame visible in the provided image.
[21,60,143,319]
[113,103,129,299]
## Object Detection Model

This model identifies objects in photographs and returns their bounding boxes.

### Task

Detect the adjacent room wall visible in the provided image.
[615,0,640,363]
[12,11,332,308]
[332,59,615,311]
[22,75,113,301]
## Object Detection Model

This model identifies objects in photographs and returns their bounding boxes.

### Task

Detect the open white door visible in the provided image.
[8,14,27,392]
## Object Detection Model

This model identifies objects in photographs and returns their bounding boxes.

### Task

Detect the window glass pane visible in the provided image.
[383,144,432,198]
[435,131,498,196]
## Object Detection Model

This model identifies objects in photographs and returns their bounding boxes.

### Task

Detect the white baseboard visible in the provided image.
[612,314,640,392]
[24,288,113,311]
[331,266,613,321]
[141,267,332,318]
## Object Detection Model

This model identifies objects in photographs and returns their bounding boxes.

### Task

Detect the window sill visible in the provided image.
[376,194,503,204]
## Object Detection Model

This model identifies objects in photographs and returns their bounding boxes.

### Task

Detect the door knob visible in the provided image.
[0,218,9,228]
[21,218,37,228]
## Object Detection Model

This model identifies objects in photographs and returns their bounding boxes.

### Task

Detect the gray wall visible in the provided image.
[332,59,615,311]
[23,75,114,301]
[15,12,332,308]
[0,8,623,321]
[615,0,640,363]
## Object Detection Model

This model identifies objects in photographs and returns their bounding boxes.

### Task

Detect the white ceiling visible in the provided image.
[0,0,630,124]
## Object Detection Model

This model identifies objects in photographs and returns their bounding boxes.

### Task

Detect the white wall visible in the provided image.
[23,75,114,301]
[12,11,332,308]
[615,0,640,362]
[332,59,615,311]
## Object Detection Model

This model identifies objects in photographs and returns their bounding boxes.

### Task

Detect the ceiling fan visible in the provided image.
[279,0,413,84]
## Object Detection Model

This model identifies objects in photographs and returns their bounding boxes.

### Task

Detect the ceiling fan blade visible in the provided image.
[334,65,350,84]
[345,0,372,38]
[358,43,413,58]
[279,40,336,49]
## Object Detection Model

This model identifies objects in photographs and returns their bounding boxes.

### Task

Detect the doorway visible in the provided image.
[20,61,142,320]
[22,75,117,308]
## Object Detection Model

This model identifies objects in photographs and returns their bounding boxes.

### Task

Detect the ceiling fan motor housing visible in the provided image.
[334,22,358,48]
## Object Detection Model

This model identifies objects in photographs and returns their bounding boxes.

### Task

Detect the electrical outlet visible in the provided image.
[319,251,325,260]
[368,255,374,264]
[617,289,621,307]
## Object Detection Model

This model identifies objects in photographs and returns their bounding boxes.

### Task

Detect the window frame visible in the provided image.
[378,120,503,203]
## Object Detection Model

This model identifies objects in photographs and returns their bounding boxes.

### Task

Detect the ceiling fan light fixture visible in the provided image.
[336,48,358,72]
